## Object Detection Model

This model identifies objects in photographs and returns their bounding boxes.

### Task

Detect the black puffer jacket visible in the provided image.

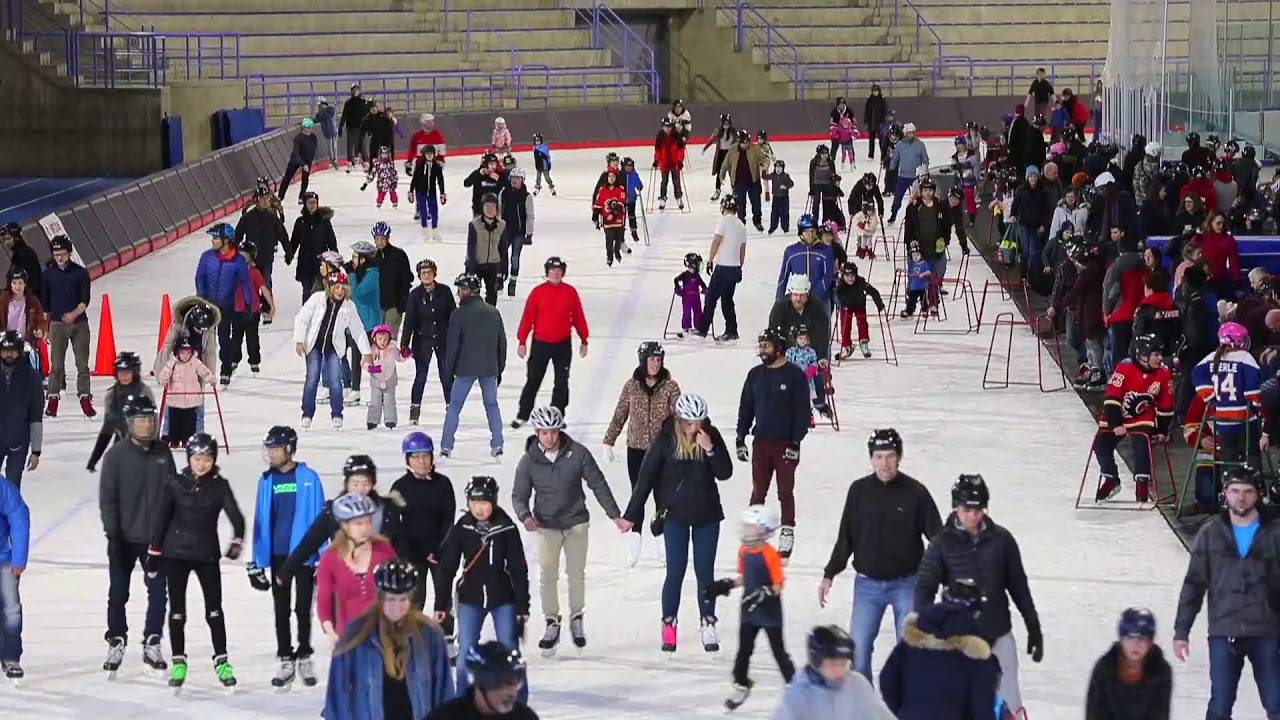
[914,513,1041,643]
[434,507,530,615]
[234,206,288,260]
[1085,643,1172,720]
[623,416,733,527]
[151,468,245,562]
[463,167,508,216]
[287,206,338,284]
[280,490,404,578]
[400,281,456,350]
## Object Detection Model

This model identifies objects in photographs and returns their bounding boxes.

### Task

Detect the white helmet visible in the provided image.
[786,273,811,295]
[674,393,709,421]
[529,405,564,431]
[420,113,434,124]
[1145,141,1162,158]
[350,240,376,257]
[509,168,526,180]
[740,505,780,536]
[495,116,506,125]
[903,122,917,133]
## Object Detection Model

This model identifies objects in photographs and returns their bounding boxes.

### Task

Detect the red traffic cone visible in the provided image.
[155,293,172,354]
[92,295,118,376]
[39,338,50,376]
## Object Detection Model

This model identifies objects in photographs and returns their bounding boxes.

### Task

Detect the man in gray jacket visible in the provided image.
[1174,465,1280,720]
[887,122,930,223]
[512,404,629,657]
[98,393,176,673]
[440,273,506,458]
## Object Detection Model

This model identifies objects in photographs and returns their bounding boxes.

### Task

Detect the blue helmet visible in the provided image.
[206,222,235,241]
[954,134,968,146]
[1118,607,1156,639]
[796,214,817,233]
[401,431,434,456]
[371,221,391,238]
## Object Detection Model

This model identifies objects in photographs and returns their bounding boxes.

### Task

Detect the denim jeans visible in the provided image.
[0,566,21,661]
[106,541,167,641]
[850,573,916,682]
[302,348,344,419]
[1207,635,1280,720]
[501,227,525,278]
[888,175,915,218]
[660,520,720,619]
[929,255,947,280]
[1016,224,1043,276]
[455,603,528,703]
[441,375,503,451]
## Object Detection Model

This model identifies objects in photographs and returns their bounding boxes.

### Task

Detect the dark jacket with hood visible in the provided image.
[863,93,888,131]
[401,281,456,351]
[767,296,831,363]
[1085,643,1173,720]
[281,490,404,578]
[512,432,620,531]
[100,438,178,546]
[464,167,508,216]
[287,206,338,284]
[1131,291,1182,357]
[914,513,1041,643]
[1057,254,1106,340]
[7,239,42,294]
[234,206,288,260]
[360,111,396,156]
[0,359,42,453]
[376,242,413,313]
[1175,506,1280,641]
[87,379,156,471]
[1175,265,1217,366]
[847,178,884,218]
[879,603,1000,720]
[623,416,733,528]
[434,506,530,616]
[833,272,885,314]
[903,198,952,261]
[151,468,246,563]
[339,94,369,131]
[390,471,455,563]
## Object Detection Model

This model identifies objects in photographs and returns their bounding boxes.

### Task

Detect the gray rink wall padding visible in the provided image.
[0,97,1024,281]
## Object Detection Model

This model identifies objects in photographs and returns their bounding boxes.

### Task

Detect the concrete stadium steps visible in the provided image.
[787,45,907,65]
[237,32,462,56]
[942,41,1109,62]
[94,0,417,12]
[915,4,1110,24]
[442,9,581,32]
[110,10,435,34]
[744,5,879,27]
[232,52,485,76]
[769,25,893,46]
[442,0,558,9]
[464,29,597,52]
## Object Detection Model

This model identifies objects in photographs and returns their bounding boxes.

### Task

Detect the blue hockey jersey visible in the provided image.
[1191,348,1263,430]
[776,241,834,303]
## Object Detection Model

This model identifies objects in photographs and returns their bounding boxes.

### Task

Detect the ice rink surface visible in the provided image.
[7,140,1260,719]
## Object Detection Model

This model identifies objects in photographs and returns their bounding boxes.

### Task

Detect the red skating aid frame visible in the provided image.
[158,385,232,454]
[977,278,1032,332]
[915,277,978,335]
[982,312,1068,393]
[1073,430,1177,510]
[817,366,840,431]
[830,309,898,367]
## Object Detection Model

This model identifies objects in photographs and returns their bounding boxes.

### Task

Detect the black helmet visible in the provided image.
[868,428,903,457]
[374,559,421,595]
[185,305,216,333]
[454,273,481,292]
[544,256,567,273]
[416,259,437,274]
[0,330,22,354]
[465,641,527,690]
[661,117,674,128]
[1222,464,1265,492]
[186,432,219,460]
[720,194,738,212]
[683,252,703,270]
[951,474,990,508]
[807,625,855,669]
[840,261,858,276]
[862,172,877,186]
[758,326,787,352]
[948,185,963,199]
[1244,144,1257,159]
[1132,333,1163,359]
[1,222,21,238]
[6,267,27,285]
[719,112,731,123]
[941,578,984,612]
[263,425,298,454]
[50,235,73,253]
[605,151,620,163]
[637,341,665,363]
[757,130,769,142]
[1118,607,1157,639]
[238,239,257,258]
[466,475,499,503]
[774,159,786,170]
[121,393,158,420]
[965,121,977,130]
[1186,131,1201,145]
[735,130,750,144]
[532,133,543,143]
[791,323,810,339]
[1206,134,1221,148]
[174,335,196,354]
[816,144,830,155]
[482,152,498,165]
[343,454,377,482]
[1131,133,1147,149]
[621,156,635,167]
[113,351,142,373]
[919,178,937,191]
[501,153,516,167]
[481,192,500,207]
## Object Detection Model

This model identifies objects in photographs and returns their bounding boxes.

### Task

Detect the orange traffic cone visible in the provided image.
[156,293,172,353]
[39,338,50,376]
[92,294,118,376]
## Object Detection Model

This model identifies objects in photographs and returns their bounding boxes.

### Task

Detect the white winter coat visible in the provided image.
[293,291,371,356]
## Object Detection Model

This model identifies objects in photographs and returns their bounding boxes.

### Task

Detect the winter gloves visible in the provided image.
[1026,628,1044,663]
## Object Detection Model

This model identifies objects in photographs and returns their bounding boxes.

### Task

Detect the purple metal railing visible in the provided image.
[722,1,800,92]
[572,4,659,103]
[26,29,239,87]
[795,63,933,99]
[890,0,945,60]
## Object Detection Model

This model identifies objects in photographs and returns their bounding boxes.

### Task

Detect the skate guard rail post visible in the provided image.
[574,3,660,104]
[723,1,799,88]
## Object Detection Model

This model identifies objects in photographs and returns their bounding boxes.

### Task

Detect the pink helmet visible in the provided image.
[1050,142,1067,155]
[822,220,840,235]
[371,324,393,338]
[1218,321,1249,348]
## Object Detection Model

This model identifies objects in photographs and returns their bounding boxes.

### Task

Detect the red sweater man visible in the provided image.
[514,259,589,425]
[407,113,447,172]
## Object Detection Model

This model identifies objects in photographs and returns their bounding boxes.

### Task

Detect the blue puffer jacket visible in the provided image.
[879,602,1000,720]
[195,246,253,310]
[776,241,834,304]
[349,265,383,334]
[0,476,29,569]
[323,620,454,720]
[251,461,326,568]
[624,169,644,204]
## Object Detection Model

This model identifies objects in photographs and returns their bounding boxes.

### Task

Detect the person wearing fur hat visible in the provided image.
[286,192,338,303]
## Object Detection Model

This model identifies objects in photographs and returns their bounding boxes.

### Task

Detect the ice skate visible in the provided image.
[168,657,187,693]
[80,395,97,418]
[569,612,587,652]
[300,416,313,430]
[1095,475,1121,503]
[332,416,344,430]
[439,448,451,458]
[409,404,421,425]
[421,227,432,243]
[778,526,795,563]
[627,533,642,567]
[44,395,58,417]
[3,660,24,686]
[700,616,720,655]
[271,657,296,691]
[534,184,542,196]
[103,636,125,679]
[142,634,167,675]
[1134,476,1152,503]
[510,417,527,430]
[250,364,260,375]
[386,422,396,430]
[491,446,504,459]
[856,247,867,259]
[507,278,517,297]
[630,229,640,244]
[343,388,360,407]
[677,198,685,211]
[368,422,377,430]
[296,656,317,687]
[725,681,753,711]
[661,618,677,656]
[838,346,854,360]
[538,616,562,658]
[658,196,667,211]
[710,188,720,202]
[753,221,764,232]
[860,340,872,358]
[714,332,739,345]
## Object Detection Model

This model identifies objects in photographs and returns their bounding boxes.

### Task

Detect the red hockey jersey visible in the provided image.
[1100,359,1174,432]
[594,185,627,228]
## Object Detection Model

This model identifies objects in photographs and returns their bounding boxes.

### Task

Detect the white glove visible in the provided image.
[604,445,617,463]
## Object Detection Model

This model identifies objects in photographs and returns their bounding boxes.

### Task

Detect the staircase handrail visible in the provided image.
[574,3,660,103]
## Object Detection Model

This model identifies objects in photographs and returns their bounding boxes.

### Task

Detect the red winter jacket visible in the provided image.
[1196,230,1241,286]
[594,185,627,227]
[408,128,446,162]
[517,281,589,345]
[1180,177,1217,211]
[654,129,686,172]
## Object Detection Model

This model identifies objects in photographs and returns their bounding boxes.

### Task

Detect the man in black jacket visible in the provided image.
[401,260,455,424]
[735,327,810,561]
[373,223,413,335]
[41,235,94,418]
[235,188,289,288]
[338,84,370,172]
[863,85,888,160]
[2,223,41,293]
[359,99,395,160]
[0,332,43,487]
[98,394,175,673]
[278,119,319,205]
[1010,166,1054,278]
[819,428,942,682]
[914,474,1042,715]
[500,169,535,297]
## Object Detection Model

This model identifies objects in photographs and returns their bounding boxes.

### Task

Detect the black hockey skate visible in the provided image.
[142,634,167,675]
[103,636,125,680]
[569,612,586,652]
[538,616,562,658]
[271,657,296,691]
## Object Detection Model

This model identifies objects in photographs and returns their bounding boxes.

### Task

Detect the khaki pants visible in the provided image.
[382,307,403,337]
[49,320,91,397]
[536,523,589,618]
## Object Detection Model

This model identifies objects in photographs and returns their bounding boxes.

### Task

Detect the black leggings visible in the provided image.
[270,556,315,659]
[732,623,795,686]
[627,446,646,533]
[165,558,227,658]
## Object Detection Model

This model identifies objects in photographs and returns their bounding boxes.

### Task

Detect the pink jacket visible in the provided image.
[158,356,214,408]
[316,539,398,633]
[368,343,403,389]
[491,125,512,151]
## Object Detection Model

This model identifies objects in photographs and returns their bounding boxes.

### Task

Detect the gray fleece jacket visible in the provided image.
[511,432,620,530]
[889,136,930,177]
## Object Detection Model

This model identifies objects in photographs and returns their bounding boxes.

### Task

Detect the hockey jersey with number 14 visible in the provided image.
[1099,359,1174,433]
[1191,349,1263,429]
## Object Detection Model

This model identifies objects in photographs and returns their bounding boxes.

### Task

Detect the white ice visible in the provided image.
[9,140,1257,719]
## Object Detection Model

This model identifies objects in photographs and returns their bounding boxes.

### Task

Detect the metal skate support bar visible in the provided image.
[663,291,713,340]
[818,366,840,431]
[949,251,972,301]
[831,309,898,366]
[157,386,232,454]
[977,278,1030,332]
[981,312,1067,392]
[915,278,977,335]
[1074,430,1176,510]
[887,267,907,316]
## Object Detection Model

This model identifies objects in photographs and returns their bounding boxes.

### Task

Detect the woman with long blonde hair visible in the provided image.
[315,493,398,645]
[324,560,454,719]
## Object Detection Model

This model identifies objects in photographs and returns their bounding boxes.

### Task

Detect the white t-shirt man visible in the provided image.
[712,214,747,268]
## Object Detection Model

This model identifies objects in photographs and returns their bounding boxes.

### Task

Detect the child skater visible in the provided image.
[593,169,628,266]
[851,200,879,259]
[952,137,980,224]
[231,240,275,377]
[835,261,885,360]
[756,130,776,171]
[901,248,933,318]
[490,117,512,155]
[832,117,858,171]
[945,186,971,255]
[408,144,446,242]
[366,145,399,209]
[532,133,556,196]
[673,252,707,338]
[654,120,686,211]
[621,157,645,245]
[157,336,215,448]
[820,221,847,272]
[772,625,896,720]
[365,324,405,430]
[705,505,796,711]
[87,351,154,472]
[785,325,821,425]
[764,160,793,234]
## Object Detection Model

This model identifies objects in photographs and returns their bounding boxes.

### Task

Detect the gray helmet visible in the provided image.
[332,493,378,522]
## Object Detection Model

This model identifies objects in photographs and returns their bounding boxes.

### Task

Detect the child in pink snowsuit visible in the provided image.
[157,340,214,447]
[365,324,406,429]
[491,117,512,155]
[831,117,858,168]
[673,253,706,334]
[368,146,399,208]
